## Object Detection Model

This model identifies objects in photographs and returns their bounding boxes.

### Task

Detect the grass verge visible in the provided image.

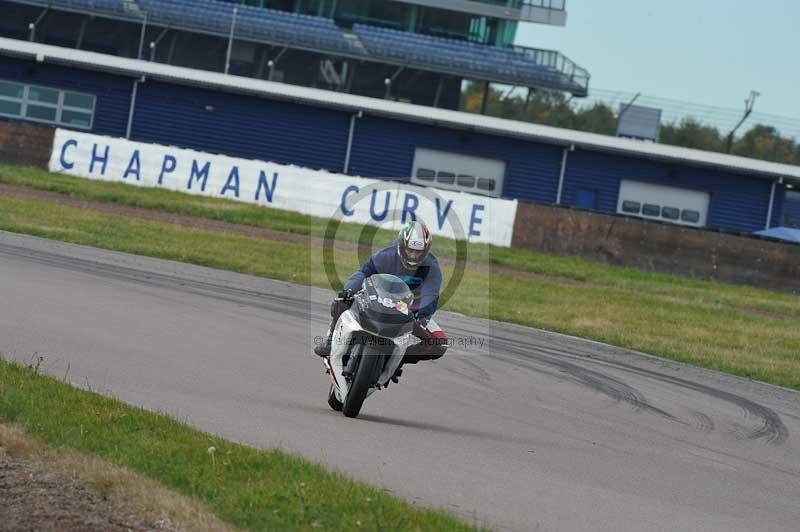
[0,189,798,389]
[0,358,482,531]
[2,164,797,315]
[0,422,234,532]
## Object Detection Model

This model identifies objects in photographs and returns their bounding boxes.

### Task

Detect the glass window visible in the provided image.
[416,168,435,181]
[621,200,641,214]
[477,178,496,191]
[662,206,680,220]
[63,91,94,110]
[0,80,94,129]
[28,86,59,104]
[457,174,476,187]
[0,99,22,116]
[681,210,700,223]
[642,204,660,216]
[437,171,455,184]
[61,109,92,128]
[26,104,57,121]
[0,81,23,99]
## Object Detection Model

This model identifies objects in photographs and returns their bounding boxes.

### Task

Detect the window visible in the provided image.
[477,178,496,191]
[621,200,641,214]
[0,99,21,116]
[436,171,455,184]
[416,168,435,181]
[642,204,660,217]
[0,80,95,129]
[457,174,475,187]
[26,104,57,121]
[661,206,680,220]
[28,86,58,104]
[64,91,94,109]
[61,109,92,128]
[0,81,23,99]
[681,210,700,223]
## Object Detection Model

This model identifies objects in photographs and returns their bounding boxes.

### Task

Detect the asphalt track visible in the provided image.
[0,230,798,532]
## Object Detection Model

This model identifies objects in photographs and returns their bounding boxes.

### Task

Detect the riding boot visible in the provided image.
[314,332,332,357]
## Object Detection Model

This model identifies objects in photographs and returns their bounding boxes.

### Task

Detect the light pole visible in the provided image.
[726,90,760,153]
[384,77,392,100]
[224,7,238,75]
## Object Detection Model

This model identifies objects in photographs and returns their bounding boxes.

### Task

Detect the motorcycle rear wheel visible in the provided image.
[327,384,343,411]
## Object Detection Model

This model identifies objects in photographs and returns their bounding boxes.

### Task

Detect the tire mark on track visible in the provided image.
[3,239,788,444]
[490,325,789,445]
[0,242,318,322]
[490,336,677,420]
[578,355,788,444]
[440,356,494,389]
[689,411,715,433]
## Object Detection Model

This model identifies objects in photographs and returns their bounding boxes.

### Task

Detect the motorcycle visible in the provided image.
[322,273,418,418]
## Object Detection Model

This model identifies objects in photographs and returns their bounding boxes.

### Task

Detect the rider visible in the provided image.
[314,221,448,371]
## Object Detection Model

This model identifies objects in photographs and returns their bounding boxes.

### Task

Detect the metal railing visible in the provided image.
[10,0,588,94]
[512,44,589,93]
[477,0,566,10]
[519,0,566,11]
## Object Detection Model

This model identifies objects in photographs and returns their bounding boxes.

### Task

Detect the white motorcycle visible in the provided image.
[322,274,418,418]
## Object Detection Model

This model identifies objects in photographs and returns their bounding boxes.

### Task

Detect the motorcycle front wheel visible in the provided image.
[342,344,382,418]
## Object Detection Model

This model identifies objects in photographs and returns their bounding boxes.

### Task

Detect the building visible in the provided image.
[1,37,798,236]
[784,190,800,228]
[0,0,588,111]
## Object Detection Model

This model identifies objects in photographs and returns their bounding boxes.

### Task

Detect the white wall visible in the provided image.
[49,129,518,246]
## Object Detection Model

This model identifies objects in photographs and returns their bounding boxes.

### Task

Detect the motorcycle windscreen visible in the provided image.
[358,274,415,337]
[366,274,414,305]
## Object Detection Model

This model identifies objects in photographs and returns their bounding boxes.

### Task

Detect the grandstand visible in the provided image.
[0,0,588,109]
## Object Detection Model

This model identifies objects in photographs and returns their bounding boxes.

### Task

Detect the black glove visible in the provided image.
[330,289,355,320]
[336,288,355,302]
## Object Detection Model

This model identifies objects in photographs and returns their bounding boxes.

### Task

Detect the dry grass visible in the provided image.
[0,360,483,531]
[0,423,236,532]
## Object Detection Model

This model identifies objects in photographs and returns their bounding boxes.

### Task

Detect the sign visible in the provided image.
[49,129,518,246]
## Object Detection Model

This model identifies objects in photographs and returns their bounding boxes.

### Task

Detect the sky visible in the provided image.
[515,0,799,120]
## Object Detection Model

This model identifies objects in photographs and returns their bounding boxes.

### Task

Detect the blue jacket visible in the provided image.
[344,242,442,319]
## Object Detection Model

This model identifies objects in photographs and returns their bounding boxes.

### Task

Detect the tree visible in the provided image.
[571,103,616,136]
[732,125,799,165]
[660,119,726,152]
[458,84,800,166]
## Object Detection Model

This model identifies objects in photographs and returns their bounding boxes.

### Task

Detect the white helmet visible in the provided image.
[397,222,432,269]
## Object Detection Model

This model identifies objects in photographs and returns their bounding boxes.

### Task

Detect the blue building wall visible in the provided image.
[0,53,790,235]
[349,115,564,204]
[0,55,131,138]
[132,81,351,172]
[784,191,800,228]
[771,186,786,229]
[564,150,779,233]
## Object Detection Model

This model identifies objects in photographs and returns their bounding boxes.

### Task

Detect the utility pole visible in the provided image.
[726,90,760,153]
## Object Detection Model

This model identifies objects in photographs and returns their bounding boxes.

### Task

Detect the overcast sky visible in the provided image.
[515,0,799,119]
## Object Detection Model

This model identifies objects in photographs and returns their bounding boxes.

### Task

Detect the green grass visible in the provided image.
[0,359,481,531]
[0,190,798,389]
[0,163,399,248]
[4,164,799,316]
